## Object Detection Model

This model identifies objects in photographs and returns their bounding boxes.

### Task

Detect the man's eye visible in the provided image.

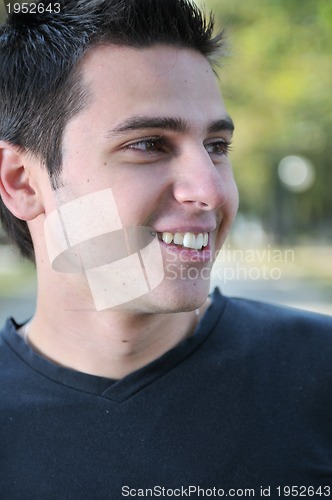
[126,138,166,153]
[205,140,232,156]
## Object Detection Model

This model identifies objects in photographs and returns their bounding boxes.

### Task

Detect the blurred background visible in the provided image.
[0,0,331,325]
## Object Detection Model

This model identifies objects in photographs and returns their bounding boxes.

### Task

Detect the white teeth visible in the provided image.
[160,231,209,250]
[203,233,209,247]
[196,233,204,250]
[183,232,196,249]
[173,233,184,245]
[162,232,173,244]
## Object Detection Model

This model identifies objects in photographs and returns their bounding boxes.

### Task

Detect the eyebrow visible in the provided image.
[106,115,234,137]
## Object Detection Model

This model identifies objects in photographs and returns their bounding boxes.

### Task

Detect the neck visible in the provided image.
[23,300,206,380]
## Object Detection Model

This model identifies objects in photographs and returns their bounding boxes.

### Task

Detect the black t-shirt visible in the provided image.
[0,289,332,499]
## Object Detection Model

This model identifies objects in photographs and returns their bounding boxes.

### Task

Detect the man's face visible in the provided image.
[44,44,239,313]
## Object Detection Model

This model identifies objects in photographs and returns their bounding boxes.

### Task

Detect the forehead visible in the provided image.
[76,44,227,131]
[82,43,217,89]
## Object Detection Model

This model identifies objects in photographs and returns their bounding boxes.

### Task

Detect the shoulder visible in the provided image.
[223,293,332,336]
[208,288,332,363]
[202,291,332,404]
[0,318,32,385]
[211,287,332,333]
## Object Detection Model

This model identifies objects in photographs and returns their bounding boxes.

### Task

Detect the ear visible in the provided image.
[0,141,44,221]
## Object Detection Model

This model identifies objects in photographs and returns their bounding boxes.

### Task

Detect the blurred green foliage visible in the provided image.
[202,0,332,242]
[0,2,6,23]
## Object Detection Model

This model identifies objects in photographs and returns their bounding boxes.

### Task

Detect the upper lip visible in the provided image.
[154,226,216,234]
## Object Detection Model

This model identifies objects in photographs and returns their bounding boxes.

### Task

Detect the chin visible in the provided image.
[142,276,211,314]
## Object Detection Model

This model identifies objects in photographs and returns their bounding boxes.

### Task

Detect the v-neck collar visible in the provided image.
[2,288,226,402]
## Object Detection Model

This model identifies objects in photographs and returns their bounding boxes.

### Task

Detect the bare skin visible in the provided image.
[0,45,238,379]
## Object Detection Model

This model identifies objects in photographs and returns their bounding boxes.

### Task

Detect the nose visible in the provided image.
[172,146,229,212]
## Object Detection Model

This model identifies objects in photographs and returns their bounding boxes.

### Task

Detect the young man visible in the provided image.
[0,0,331,498]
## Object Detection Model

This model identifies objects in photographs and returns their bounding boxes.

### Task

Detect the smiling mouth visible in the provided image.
[157,231,209,251]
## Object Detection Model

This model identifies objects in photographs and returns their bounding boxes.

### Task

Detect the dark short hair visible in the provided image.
[0,0,225,261]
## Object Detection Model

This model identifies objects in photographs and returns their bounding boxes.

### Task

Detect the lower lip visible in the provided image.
[159,240,213,263]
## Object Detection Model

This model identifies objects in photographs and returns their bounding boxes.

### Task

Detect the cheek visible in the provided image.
[215,174,239,248]
[219,167,239,218]
[228,177,239,218]
[110,171,166,225]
